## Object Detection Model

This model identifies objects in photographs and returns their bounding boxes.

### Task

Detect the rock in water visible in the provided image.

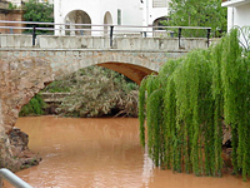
[0,127,42,172]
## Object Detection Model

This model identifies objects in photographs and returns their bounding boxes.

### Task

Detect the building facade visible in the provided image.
[222,0,250,30]
[0,0,24,34]
[54,0,170,36]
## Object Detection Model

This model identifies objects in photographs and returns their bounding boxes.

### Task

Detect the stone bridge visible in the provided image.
[3,36,213,128]
[0,34,212,169]
[0,34,213,133]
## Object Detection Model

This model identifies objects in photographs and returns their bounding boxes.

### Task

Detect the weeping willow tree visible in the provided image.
[139,28,250,179]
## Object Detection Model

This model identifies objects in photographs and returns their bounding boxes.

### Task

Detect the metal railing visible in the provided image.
[0,168,33,188]
[0,20,212,48]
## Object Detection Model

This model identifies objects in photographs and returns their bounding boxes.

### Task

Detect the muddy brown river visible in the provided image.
[4,116,250,188]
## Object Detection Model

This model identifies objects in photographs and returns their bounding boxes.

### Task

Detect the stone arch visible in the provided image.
[103,11,113,36]
[54,62,155,85]
[65,10,92,36]
[99,63,155,84]
[55,62,157,85]
[0,50,161,134]
[52,51,160,84]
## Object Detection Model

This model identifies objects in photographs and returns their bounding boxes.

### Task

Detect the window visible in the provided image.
[153,0,168,8]
[117,9,121,25]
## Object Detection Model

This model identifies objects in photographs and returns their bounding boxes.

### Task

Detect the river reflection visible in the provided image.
[4,116,250,188]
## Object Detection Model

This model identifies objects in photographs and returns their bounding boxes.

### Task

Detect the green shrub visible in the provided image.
[19,94,46,116]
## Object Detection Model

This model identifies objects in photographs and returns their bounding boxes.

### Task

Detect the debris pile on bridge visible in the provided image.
[139,28,250,180]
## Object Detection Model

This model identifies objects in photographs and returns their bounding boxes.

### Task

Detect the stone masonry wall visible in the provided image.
[0,57,54,133]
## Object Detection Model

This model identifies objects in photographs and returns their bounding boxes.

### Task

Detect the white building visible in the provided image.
[222,0,250,31]
[54,0,170,36]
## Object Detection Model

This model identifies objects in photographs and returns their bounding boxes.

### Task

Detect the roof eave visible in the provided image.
[222,0,250,7]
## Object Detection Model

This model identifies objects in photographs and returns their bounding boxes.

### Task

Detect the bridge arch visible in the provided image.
[52,51,159,84]
[98,63,154,84]
[65,10,92,36]
[0,50,163,134]
[55,62,156,85]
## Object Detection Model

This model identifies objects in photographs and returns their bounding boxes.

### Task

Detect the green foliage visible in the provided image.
[43,81,71,93]
[23,0,54,34]
[139,28,250,179]
[8,2,17,10]
[19,94,46,116]
[163,0,227,37]
[139,78,147,147]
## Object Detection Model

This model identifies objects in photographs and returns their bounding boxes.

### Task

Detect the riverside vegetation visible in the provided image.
[20,66,139,118]
[139,28,250,180]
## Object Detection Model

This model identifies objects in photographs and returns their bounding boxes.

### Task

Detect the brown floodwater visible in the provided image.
[3,116,250,188]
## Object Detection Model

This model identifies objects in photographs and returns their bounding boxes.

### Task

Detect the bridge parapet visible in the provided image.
[36,35,211,51]
[0,34,217,51]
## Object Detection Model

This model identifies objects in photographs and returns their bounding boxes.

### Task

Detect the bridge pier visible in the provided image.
[0,58,54,134]
[0,57,54,171]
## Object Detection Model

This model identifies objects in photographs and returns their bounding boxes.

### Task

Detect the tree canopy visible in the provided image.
[23,0,54,23]
[163,0,227,36]
[23,0,54,34]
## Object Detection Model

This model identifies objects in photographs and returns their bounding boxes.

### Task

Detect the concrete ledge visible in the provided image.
[0,35,33,48]
[37,35,110,50]
[36,35,210,51]
[0,35,219,51]
[0,49,190,54]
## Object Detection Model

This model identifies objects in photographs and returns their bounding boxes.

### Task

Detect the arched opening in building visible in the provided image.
[103,11,113,36]
[65,10,92,36]
[152,16,171,37]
